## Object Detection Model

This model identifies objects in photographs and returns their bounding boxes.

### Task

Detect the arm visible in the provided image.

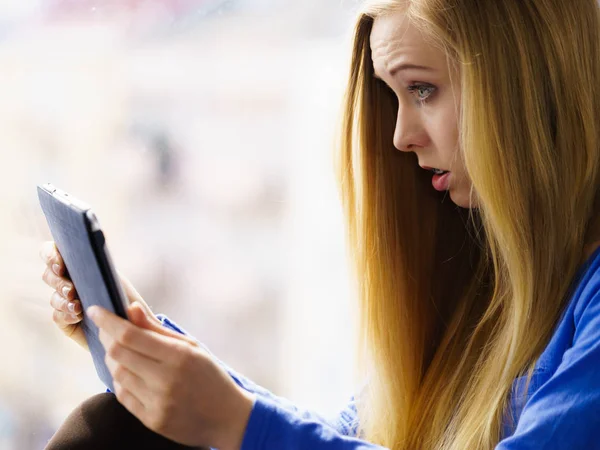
[156,314,360,437]
[496,289,600,449]
[241,396,387,450]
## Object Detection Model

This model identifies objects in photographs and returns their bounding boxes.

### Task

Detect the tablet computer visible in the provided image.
[37,183,129,391]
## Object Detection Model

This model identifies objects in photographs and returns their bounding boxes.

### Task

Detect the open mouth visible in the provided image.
[430,168,448,175]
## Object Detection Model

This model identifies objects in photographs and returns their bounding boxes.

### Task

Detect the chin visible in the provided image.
[448,188,477,209]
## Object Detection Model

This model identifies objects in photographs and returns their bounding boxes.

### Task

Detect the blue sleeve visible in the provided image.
[156,314,360,437]
[241,396,387,450]
[113,314,382,448]
[495,289,600,449]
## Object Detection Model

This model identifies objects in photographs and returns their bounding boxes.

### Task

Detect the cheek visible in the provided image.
[448,164,477,208]
[430,94,461,161]
[426,113,461,167]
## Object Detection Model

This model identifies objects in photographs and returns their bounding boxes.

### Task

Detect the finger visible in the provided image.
[50,291,82,315]
[40,241,66,276]
[112,381,147,423]
[117,273,161,326]
[106,355,152,395]
[128,303,199,346]
[117,271,143,302]
[53,309,83,327]
[42,268,77,300]
[89,306,175,362]
[39,241,58,264]
[100,330,164,385]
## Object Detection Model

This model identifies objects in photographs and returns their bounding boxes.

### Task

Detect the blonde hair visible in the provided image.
[337,0,600,448]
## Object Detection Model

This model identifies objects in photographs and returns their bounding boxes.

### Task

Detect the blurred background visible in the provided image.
[0,0,362,448]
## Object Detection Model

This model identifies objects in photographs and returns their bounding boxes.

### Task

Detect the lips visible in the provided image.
[432,171,451,191]
[420,166,449,172]
[421,165,449,174]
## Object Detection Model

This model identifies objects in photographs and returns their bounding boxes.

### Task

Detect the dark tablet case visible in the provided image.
[37,185,128,392]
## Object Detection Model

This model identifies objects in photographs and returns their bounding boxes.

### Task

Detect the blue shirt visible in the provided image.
[155,245,600,449]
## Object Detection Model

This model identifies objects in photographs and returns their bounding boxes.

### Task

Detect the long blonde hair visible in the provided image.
[337,0,600,448]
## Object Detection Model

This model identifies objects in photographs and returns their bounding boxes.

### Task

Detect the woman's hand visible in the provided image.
[39,241,161,351]
[88,303,255,450]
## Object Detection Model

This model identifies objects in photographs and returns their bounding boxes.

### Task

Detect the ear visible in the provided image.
[127,303,198,346]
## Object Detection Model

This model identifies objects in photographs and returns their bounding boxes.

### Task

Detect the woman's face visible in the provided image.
[371,10,476,208]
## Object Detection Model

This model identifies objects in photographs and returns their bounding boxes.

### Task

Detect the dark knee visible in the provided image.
[44,393,200,450]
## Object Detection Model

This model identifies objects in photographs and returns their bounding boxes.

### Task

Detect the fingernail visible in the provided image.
[62,286,71,297]
[68,302,76,313]
[87,307,97,320]
[52,264,61,275]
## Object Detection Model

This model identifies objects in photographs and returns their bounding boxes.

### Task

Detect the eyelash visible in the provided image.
[407,83,436,104]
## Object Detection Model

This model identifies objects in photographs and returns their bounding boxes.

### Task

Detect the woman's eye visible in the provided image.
[407,84,436,103]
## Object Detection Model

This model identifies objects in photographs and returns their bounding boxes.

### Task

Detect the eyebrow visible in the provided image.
[373,63,435,79]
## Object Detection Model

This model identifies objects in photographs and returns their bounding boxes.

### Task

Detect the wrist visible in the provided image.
[216,389,256,450]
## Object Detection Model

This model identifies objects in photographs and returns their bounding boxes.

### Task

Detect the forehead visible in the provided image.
[370,10,446,75]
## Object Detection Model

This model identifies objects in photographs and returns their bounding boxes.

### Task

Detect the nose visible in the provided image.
[392,103,426,153]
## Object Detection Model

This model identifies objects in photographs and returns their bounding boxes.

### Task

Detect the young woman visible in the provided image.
[40,0,600,449]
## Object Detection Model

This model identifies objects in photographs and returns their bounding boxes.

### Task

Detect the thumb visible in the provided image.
[127,302,153,329]
[127,303,198,345]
